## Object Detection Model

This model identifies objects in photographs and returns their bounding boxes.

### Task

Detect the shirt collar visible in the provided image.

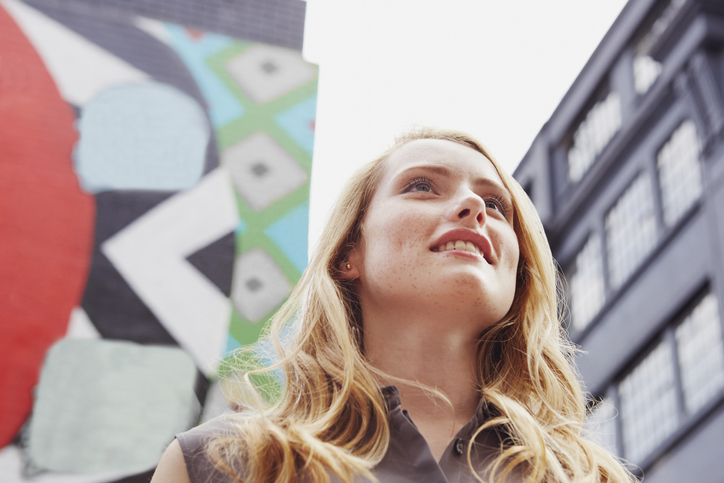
[380,385,401,412]
[379,385,491,423]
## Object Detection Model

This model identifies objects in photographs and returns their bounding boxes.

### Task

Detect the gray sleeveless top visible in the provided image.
[176,386,520,482]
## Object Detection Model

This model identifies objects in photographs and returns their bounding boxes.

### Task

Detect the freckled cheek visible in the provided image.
[497,233,520,279]
[363,217,425,277]
[372,213,427,248]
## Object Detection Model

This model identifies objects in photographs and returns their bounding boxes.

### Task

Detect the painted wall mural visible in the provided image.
[0,0,317,481]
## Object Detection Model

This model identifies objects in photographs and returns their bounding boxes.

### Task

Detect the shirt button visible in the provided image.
[454,438,465,455]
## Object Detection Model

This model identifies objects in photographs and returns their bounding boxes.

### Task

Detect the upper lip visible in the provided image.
[431,228,494,264]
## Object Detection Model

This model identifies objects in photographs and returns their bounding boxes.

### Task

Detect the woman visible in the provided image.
[152,128,634,482]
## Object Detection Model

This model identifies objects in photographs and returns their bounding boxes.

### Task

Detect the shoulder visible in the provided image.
[153,416,242,483]
[176,415,238,458]
[151,439,190,483]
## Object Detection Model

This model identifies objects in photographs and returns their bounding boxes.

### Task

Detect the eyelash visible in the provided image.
[403,177,435,193]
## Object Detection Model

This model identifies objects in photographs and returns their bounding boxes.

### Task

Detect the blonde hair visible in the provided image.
[209,127,634,482]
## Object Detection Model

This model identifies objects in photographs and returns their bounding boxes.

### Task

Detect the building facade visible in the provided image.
[514,0,724,480]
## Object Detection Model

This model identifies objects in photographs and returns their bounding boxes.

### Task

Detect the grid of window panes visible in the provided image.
[675,293,724,414]
[585,398,618,455]
[657,120,702,227]
[569,234,606,331]
[619,339,679,463]
[567,91,622,183]
[605,174,658,288]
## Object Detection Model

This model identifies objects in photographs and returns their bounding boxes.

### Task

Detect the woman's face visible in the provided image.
[350,139,520,333]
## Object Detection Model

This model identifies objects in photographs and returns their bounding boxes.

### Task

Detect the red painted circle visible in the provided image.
[0,6,94,447]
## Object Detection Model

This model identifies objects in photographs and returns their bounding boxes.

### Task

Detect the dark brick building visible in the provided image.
[514,0,724,480]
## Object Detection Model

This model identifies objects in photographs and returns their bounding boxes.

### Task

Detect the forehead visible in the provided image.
[381,138,505,186]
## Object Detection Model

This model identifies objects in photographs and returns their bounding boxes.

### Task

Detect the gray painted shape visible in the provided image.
[27,339,199,474]
[24,0,306,49]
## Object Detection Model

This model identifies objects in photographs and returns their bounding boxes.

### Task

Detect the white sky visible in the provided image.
[303,0,628,250]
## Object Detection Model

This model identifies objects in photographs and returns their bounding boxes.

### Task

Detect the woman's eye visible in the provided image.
[484,197,508,217]
[485,199,501,211]
[405,178,434,193]
[412,182,432,192]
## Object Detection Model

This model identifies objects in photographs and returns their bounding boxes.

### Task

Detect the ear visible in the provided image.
[339,246,362,280]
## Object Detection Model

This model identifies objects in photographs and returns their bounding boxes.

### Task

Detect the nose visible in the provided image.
[455,191,486,225]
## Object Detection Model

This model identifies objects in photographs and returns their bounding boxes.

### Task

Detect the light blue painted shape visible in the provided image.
[235,217,247,235]
[224,332,242,356]
[27,339,198,474]
[164,24,243,128]
[264,200,309,273]
[75,82,210,192]
[252,321,299,383]
[275,95,317,156]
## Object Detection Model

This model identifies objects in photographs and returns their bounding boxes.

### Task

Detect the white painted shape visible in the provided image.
[132,16,171,45]
[102,168,238,375]
[65,307,100,339]
[0,445,131,483]
[1,0,149,106]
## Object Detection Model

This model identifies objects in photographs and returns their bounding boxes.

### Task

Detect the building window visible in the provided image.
[567,91,622,183]
[633,55,661,94]
[585,398,618,455]
[619,339,679,463]
[675,293,724,414]
[631,0,685,95]
[657,120,702,227]
[605,174,658,288]
[568,234,606,331]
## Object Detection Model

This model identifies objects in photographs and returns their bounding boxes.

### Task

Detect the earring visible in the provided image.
[346,264,351,270]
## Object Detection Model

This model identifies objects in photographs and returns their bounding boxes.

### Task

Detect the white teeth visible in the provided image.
[436,240,482,256]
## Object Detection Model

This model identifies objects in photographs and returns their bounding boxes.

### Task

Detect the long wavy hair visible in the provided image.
[208,127,634,482]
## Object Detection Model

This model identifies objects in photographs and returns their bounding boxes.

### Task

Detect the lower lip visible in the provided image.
[434,249,486,262]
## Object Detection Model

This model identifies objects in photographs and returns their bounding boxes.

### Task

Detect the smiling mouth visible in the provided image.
[431,240,485,258]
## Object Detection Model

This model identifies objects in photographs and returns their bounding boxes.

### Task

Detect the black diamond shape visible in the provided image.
[186,232,235,297]
[246,277,263,292]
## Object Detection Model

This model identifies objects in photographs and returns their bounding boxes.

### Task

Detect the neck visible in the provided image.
[363,303,483,429]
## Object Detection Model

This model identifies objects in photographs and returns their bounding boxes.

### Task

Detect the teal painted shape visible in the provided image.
[264,200,309,273]
[275,95,317,156]
[164,25,244,128]
[75,82,209,192]
[27,339,198,474]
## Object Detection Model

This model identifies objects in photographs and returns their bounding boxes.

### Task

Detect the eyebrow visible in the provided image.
[396,164,511,195]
